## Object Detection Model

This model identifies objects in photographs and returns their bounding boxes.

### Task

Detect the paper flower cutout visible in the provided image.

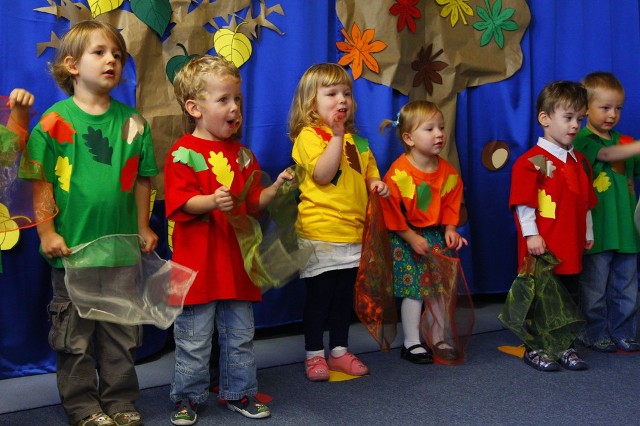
[337,23,387,79]
[537,189,556,219]
[208,151,234,188]
[391,169,415,199]
[436,0,474,27]
[593,171,611,193]
[389,0,422,33]
[55,156,72,192]
[472,0,519,48]
[411,44,448,95]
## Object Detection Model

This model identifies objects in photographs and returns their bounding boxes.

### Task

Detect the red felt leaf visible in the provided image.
[40,111,75,144]
[120,155,139,192]
[313,127,332,142]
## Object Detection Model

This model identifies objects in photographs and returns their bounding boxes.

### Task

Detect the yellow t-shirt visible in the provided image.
[292,126,380,243]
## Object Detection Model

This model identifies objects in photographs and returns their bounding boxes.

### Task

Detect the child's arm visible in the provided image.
[444,225,468,251]
[396,228,430,256]
[595,141,640,162]
[585,210,594,250]
[366,178,390,198]
[515,204,547,255]
[313,114,346,185]
[258,168,294,210]
[134,177,158,253]
[34,181,71,259]
[182,186,234,214]
[7,88,34,142]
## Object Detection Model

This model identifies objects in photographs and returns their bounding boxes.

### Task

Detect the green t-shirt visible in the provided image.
[573,128,640,254]
[20,97,158,267]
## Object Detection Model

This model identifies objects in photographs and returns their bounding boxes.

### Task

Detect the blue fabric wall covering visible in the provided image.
[1,0,639,378]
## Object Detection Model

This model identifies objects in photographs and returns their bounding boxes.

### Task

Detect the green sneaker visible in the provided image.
[76,412,116,426]
[226,395,271,419]
[170,399,197,426]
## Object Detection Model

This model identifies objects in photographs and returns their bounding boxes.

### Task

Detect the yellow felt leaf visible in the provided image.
[167,220,175,253]
[593,171,611,193]
[537,189,555,219]
[55,156,72,192]
[497,345,526,357]
[441,174,458,196]
[213,28,253,68]
[90,0,124,18]
[391,169,415,199]
[0,203,20,250]
[208,151,234,188]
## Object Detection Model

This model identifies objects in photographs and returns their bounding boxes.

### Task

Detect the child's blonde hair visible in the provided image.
[173,55,242,136]
[581,71,625,101]
[288,63,356,141]
[380,100,442,153]
[50,20,127,96]
[536,81,587,120]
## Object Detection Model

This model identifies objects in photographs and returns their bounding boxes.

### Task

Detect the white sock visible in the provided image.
[401,297,426,354]
[306,349,325,360]
[330,346,347,358]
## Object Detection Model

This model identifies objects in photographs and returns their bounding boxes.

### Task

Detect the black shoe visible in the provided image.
[433,341,459,361]
[559,348,589,371]
[401,344,433,364]
[523,349,561,372]
[614,338,640,352]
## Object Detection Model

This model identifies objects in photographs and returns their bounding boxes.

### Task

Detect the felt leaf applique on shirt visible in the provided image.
[83,126,113,165]
[344,141,362,174]
[441,174,458,196]
[528,154,555,178]
[172,146,208,172]
[237,147,254,170]
[537,189,555,219]
[55,156,72,192]
[120,155,139,192]
[208,151,234,188]
[593,171,611,193]
[391,169,415,199]
[121,114,145,144]
[40,112,75,144]
[416,181,432,211]
[313,127,332,142]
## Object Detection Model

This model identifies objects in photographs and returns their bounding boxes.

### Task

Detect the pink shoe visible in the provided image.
[305,356,329,381]
[327,352,369,376]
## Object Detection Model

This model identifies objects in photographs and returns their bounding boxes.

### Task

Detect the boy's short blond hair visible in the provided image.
[581,71,625,100]
[50,20,127,96]
[173,55,242,135]
[536,80,587,120]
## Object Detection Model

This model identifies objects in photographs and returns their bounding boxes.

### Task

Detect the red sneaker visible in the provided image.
[327,352,369,376]
[305,356,329,381]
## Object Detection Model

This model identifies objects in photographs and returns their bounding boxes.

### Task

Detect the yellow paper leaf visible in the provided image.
[90,0,124,18]
[208,151,234,188]
[214,27,253,68]
[441,174,458,196]
[593,171,611,193]
[55,156,72,192]
[497,345,526,357]
[391,168,415,199]
[0,203,20,250]
[537,189,555,219]
[167,219,174,253]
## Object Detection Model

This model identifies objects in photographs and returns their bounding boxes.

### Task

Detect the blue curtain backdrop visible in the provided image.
[1,0,640,378]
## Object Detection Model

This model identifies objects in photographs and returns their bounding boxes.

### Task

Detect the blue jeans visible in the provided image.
[579,251,639,344]
[170,300,257,404]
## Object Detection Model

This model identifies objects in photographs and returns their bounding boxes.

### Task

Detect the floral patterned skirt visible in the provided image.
[389,226,453,299]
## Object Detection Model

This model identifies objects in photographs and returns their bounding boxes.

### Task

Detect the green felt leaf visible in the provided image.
[83,126,112,165]
[416,181,432,212]
[172,146,208,172]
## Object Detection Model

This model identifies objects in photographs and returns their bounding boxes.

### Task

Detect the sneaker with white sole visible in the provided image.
[226,395,271,419]
[170,399,197,425]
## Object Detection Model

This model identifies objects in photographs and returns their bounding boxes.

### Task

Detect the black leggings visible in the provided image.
[303,267,358,351]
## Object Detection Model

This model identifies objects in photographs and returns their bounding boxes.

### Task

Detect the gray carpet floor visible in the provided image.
[2,303,639,425]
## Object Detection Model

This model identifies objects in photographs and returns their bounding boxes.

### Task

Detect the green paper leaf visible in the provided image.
[130,0,172,38]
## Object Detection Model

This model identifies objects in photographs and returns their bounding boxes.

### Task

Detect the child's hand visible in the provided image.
[328,112,346,137]
[214,186,234,212]
[585,239,594,250]
[138,226,158,254]
[39,231,72,259]
[275,167,294,188]
[408,234,430,256]
[526,234,546,256]
[8,88,34,109]
[369,180,389,198]
[445,228,468,251]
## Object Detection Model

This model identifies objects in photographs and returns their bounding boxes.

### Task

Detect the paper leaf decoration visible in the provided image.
[90,0,124,18]
[214,26,253,68]
[411,44,448,95]
[345,142,362,174]
[389,0,421,33]
[166,44,198,84]
[172,146,208,172]
[167,219,174,252]
[121,114,146,144]
[391,169,415,199]
[537,189,555,219]
[337,23,387,79]
[55,156,72,192]
[0,202,20,250]
[437,0,474,27]
[120,155,139,192]
[416,181,432,211]
[83,127,113,165]
[473,0,519,48]
[130,0,172,37]
[441,174,458,196]
[593,171,611,193]
[208,151,234,188]
[41,112,75,145]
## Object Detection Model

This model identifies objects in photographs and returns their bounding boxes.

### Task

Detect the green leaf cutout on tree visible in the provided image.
[130,0,172,38]
[83,127,112,165]
[166,44,198,84]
